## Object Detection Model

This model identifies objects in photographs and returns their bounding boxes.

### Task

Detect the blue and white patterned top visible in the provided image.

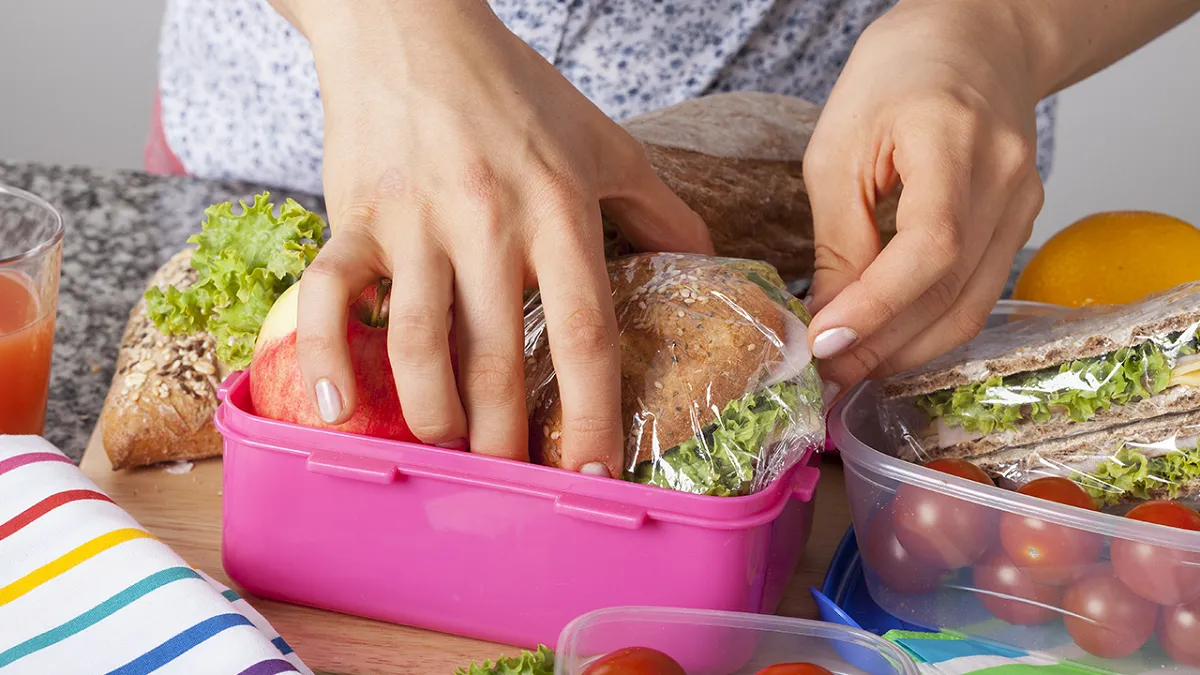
[158,0,1056,196]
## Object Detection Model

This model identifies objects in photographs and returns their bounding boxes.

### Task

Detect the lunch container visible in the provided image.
[215,371,822,648]
[555,606,921,675]
[830,382,1200,673]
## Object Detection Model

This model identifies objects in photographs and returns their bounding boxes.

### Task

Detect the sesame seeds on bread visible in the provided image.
[529,253,799,470]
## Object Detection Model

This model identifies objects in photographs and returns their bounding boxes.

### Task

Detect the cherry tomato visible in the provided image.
[972,549,1064,625]
[1062,567,1158,659]
[924,458,994,484]
[862,506,944,595]
[892,459,998,570]
[754,664,835,675]
[581,647,685,675]
[1111,501,1200,605]
[1000,477,1103,586]
[1158,599,1200,667]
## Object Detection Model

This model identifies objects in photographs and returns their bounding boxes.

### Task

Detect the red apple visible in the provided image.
[249,279,452,441]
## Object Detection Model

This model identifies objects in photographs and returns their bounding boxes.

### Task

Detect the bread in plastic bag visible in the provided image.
[523,253,825,497]
[876,281,1200,508]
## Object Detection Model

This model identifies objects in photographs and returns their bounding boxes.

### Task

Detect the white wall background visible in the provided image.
[0,2,1196,246]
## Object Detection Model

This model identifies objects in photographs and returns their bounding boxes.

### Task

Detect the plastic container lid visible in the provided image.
[555,606,921,675]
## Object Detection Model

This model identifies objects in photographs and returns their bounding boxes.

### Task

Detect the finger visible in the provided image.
[813,150,1014,390]
[807,125,974,363]
[294,227,387,424]
[453,228,530,462]
[599,136,715,255]
[802,120,884,313]
[532,201,623,477]
[385,219,467,448]
[869,171,1043,378]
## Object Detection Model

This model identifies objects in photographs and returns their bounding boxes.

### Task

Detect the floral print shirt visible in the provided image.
[158,0,1056,195]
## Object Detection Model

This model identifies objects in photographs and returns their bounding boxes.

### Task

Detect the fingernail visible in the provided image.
[823,381,842,408]
[580,462,611,477]
[315,378,343,424]
[812,327,858,360]
[436,438,468,451]
[803,294,814,308]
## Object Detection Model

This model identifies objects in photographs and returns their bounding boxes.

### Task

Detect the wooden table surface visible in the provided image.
[79,432,852,675]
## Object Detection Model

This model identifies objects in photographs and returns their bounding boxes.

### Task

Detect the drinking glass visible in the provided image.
[0,184,63,435]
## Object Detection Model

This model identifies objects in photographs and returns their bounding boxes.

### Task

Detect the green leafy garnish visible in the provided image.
[455,646,555,675]
[145,193,326,369]
[1074,443,1200,507]
[915,340,1184,436]
[629,380,814,496]
[626,258,823,496]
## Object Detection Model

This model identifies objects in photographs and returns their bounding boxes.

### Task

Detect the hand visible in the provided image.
[802,0,1045,400]
[285,1,712,475]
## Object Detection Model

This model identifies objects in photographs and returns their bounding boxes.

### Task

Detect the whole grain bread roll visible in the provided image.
[99,249,228,470]
[607,92,901,282]
[528,253,807,471]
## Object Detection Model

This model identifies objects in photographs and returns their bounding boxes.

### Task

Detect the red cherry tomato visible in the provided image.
[862,506,944,595]
[972,549,1064,625]
[924,458,994,483]
[1000,477,1103,586]
[1111,501,1200,605]
[755,664,835,675]
[581,647,685,675]
[1062,567,1158,659]
[892,459,998,570]
[1159,599,1200,667]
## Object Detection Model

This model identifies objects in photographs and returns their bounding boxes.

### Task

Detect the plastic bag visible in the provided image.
[877,281,1200,508]
[523,253,825,497]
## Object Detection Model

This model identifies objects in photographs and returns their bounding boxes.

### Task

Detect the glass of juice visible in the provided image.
[0,184,63,436]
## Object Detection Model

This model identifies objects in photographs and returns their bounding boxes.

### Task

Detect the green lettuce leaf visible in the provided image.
[627,260,823,496]
[455,646,555,675]
[145,193,325,369]
[1075,443,1200,507]
[914,340,1181,436]
[628,378,814,496]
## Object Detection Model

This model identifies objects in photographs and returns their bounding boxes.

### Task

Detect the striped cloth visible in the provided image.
[0,435,312,675]
[885,630,1200,675]
[885,631,1105,675]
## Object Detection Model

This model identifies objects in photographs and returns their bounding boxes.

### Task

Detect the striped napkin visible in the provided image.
[884,631,1107,675]
[0,435,312,675]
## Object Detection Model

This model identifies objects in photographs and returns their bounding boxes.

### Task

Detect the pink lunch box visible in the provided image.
[215,370,821,648]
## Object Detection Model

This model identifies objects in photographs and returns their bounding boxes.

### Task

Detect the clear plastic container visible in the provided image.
[831,302,1200,675]
[555,606,921,675]
[983,299,1062,328]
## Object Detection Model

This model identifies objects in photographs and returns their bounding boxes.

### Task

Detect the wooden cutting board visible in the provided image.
[79,431,852,675]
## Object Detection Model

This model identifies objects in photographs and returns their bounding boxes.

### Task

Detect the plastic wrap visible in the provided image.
[878,281,1200,509]
[523,253,825,497]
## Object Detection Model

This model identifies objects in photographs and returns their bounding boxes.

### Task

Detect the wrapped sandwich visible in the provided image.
[524,253,825,497]
[880,281,1200,506]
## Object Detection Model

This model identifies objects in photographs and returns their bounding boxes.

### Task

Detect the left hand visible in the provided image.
[803,0,1046,400]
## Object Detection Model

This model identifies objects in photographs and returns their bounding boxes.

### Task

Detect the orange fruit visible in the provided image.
[1013,211,1200,307]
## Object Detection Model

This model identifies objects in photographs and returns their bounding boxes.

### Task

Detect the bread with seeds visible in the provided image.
[603,92,901,283]
[525,253,825,497]
[99,249,228,470]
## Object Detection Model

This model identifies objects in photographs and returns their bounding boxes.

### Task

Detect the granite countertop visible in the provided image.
[0,160,1032,463]
[0,161,325,461]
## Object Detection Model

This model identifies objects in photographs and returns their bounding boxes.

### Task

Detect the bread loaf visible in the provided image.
[610,92,900,282]
[99,249,227,469]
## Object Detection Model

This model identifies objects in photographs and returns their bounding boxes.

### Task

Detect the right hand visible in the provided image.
[282,1,713,476]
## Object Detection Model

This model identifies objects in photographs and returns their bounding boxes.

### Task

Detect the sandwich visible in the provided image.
[972,409,1200,507]
[524,253,824,497]
[881,281,1200,505]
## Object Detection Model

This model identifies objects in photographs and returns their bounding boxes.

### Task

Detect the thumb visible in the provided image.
[599,141,715,256]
